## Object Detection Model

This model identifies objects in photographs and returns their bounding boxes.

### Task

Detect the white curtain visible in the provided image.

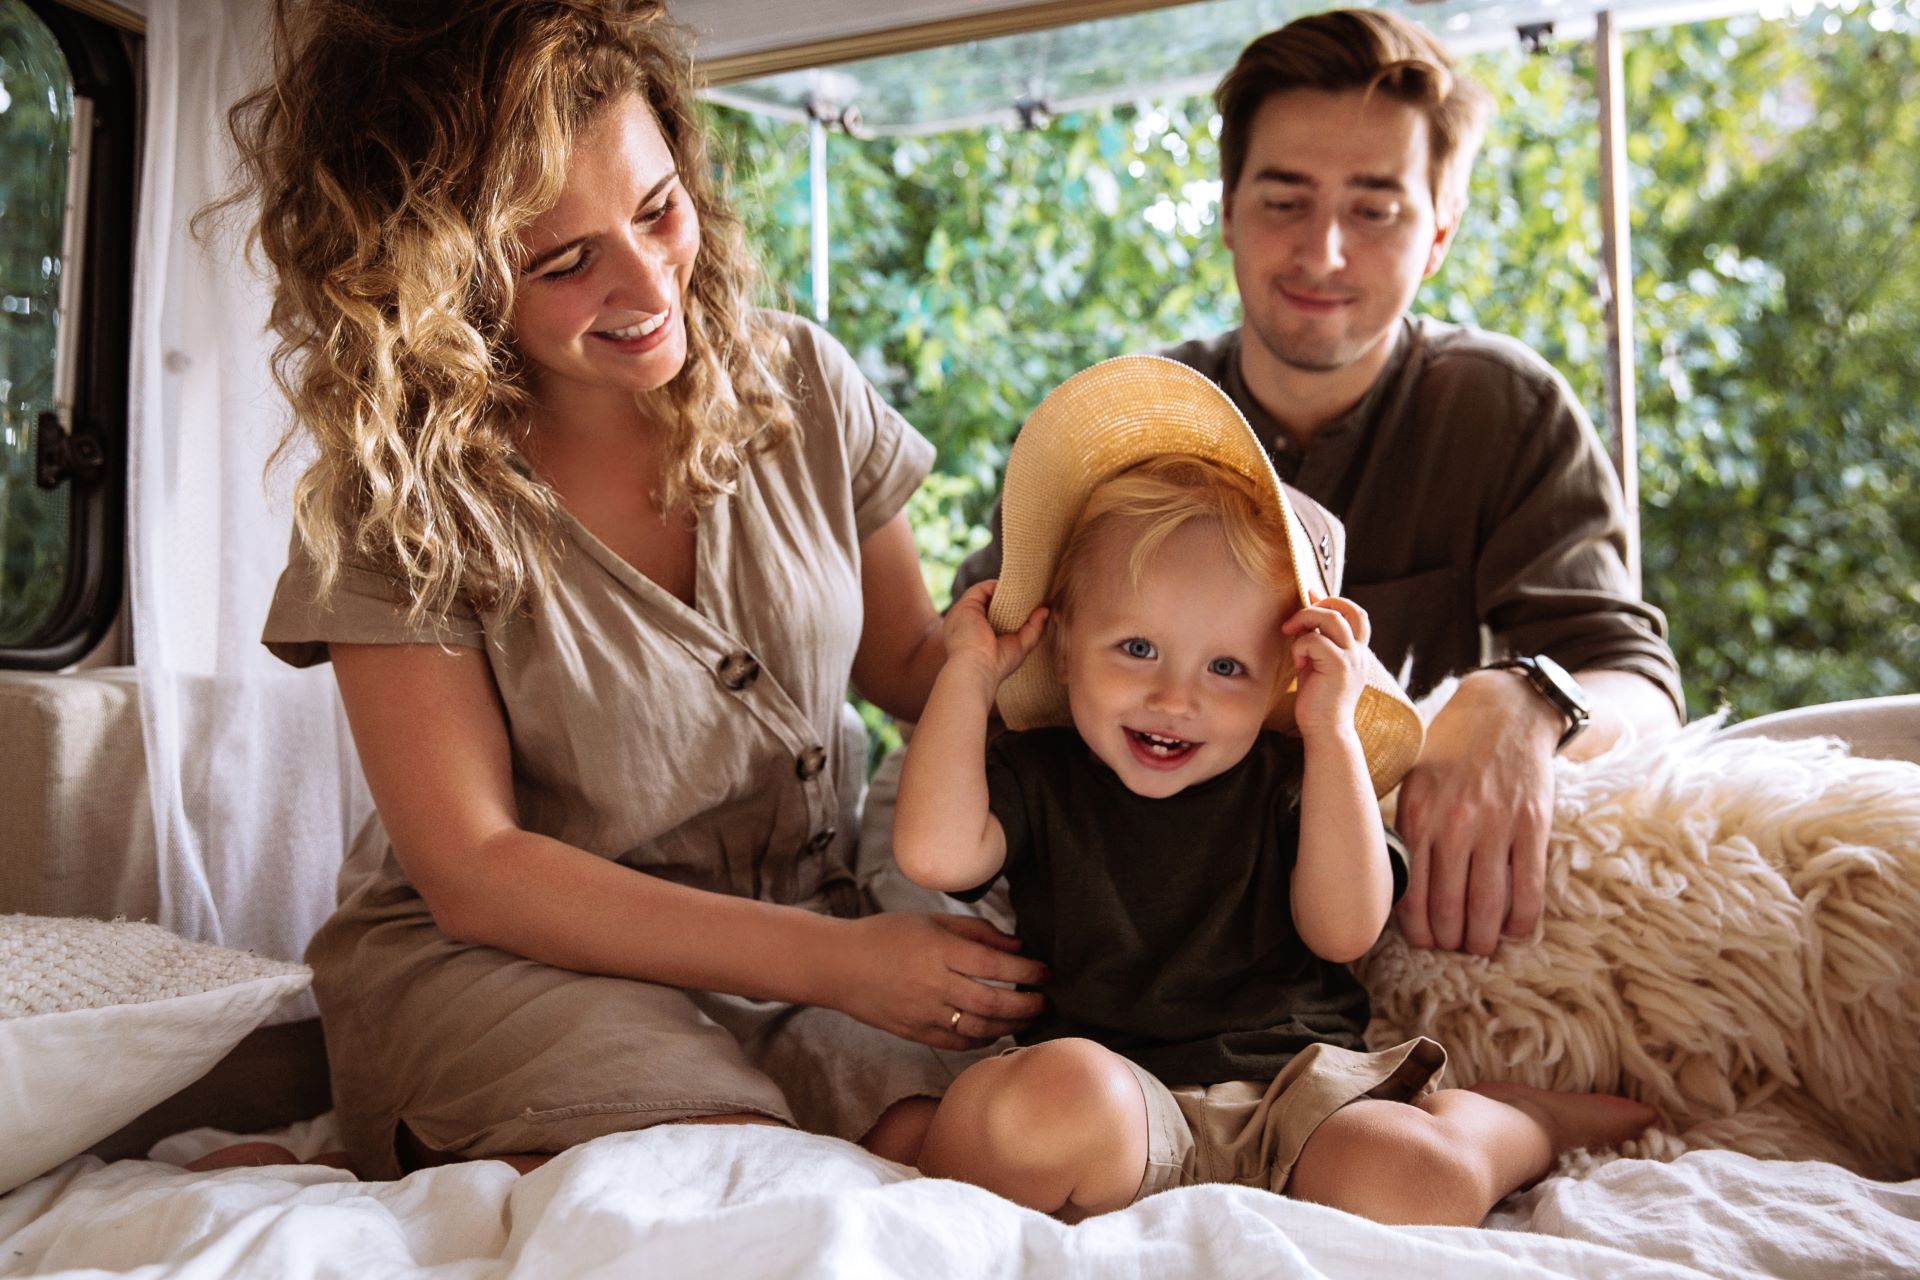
[127,0,371,973]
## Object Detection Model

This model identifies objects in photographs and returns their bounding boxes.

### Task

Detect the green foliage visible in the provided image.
[1428,42,1608,410]
[714,4,1920,727]
[1631,12,1920,716]
[719,97,1237,552]
[0,0,73,644]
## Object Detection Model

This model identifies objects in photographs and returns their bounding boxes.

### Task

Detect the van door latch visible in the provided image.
[35,410,106,489]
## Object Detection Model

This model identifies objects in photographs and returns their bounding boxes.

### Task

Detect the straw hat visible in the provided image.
[986,355,1424,797]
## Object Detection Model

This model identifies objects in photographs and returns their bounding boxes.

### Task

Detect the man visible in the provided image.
[956,8,1683,955]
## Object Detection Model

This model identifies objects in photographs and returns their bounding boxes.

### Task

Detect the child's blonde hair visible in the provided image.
[1046,456,1296,619]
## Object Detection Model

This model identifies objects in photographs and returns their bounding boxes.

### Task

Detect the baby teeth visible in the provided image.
[1137,731,1190,755]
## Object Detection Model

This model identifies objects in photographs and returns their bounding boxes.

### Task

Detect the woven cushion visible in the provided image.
[0,914,310,1193]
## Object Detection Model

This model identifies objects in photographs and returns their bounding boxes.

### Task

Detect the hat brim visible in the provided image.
[986,355,1424,797]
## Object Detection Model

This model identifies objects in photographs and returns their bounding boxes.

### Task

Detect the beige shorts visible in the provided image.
[1123,1037,1449,1202]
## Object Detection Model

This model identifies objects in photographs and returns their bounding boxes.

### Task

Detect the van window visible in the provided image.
[0,0,134,668]
[1,1,75,644]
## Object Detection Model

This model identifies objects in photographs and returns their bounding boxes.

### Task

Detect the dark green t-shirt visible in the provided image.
[971,727,1407,1087]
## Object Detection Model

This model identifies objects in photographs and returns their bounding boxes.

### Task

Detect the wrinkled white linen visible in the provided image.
[3,1124,1914,1279]
[1492,1149,1920,1280]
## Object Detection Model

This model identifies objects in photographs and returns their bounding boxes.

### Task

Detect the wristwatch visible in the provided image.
[1486,655,1591,752]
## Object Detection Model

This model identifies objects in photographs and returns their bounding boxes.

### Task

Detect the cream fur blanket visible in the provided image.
[1356,717,1920,1180]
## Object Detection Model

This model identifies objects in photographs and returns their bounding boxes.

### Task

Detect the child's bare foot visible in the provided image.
[183,1141,301,1171]
[182,1143,354,1172]
[1470,1081,1659,1156]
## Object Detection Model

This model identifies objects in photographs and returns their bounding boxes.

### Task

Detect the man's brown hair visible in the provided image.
[1215,8,1492,224]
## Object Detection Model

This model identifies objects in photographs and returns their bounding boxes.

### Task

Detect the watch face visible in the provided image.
[1531,654,1592,716]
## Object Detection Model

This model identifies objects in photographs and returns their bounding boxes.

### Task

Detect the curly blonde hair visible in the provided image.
[219,0,795,621]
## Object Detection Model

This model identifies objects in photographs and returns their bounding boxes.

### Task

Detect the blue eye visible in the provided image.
[1120,638,1156,660]
[1209,657,1245,677]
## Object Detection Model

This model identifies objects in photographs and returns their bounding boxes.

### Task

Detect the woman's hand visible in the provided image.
[943,580,1048,690]
[821,912,1048,1050]
[1280,595,1371,740]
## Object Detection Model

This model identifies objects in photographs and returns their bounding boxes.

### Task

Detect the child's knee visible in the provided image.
[921,1039,1147,1212]
[970,1039,1141,1163]
[1290,1099,1492,1226]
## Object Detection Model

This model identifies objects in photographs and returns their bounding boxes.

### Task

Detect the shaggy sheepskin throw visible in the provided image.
[1356,717,1920,1180]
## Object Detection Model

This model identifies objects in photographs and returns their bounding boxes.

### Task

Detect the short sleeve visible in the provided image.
[260,530,484,668]
[783,315,934,543]
[948,732,1032,904]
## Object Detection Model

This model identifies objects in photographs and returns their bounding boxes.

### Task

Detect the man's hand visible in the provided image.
[1393,669,1562,954]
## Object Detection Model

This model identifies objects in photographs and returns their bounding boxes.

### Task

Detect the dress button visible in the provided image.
[794,744,828,780]
[717,651,760,691]
[804,827,838,854]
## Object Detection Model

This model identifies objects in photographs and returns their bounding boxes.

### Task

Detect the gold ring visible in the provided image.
[948,1008,964,1032]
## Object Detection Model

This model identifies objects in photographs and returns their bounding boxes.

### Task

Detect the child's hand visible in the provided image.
[943,580,1048,689]
[1281,595,1371,739]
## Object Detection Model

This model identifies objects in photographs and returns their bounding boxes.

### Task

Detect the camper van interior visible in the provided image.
[2,0,1917,1275]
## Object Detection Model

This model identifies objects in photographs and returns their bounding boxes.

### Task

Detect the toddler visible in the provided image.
[893,357,1655,1223]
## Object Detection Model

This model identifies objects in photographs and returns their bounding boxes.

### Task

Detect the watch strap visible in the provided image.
[1486,656,1590,752]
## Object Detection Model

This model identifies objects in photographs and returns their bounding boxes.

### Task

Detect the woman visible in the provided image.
[231,0,1041,1178]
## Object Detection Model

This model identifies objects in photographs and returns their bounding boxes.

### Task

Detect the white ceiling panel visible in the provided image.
[701,0,1769,133]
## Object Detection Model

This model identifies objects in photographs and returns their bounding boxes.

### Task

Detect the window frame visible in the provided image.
[1,0,136,669]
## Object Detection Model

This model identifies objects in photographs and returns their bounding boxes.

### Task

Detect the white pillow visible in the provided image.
[0,915,311,1193]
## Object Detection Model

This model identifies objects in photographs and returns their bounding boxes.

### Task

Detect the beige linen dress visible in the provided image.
[263,315,976,1178]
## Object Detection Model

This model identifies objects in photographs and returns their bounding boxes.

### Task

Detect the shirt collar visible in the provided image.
[1226,317,1419,453]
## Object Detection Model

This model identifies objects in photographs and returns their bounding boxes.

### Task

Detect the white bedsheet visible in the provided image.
[2,1123,1914,1279]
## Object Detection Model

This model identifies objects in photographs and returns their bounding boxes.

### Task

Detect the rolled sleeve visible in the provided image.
[1476,378,1684,717]
[261,533,484,668]
[787,316,935,544]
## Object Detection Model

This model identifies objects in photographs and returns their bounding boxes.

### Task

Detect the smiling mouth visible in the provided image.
[1127,728,1200,768]
[594,308,671,340]
[1278,285,1351,310]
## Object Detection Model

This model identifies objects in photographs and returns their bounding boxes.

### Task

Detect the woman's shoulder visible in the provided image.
[262,530,485,668]
[751,308,858,396]
[745,309,912,449]
[736,309,932,543]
